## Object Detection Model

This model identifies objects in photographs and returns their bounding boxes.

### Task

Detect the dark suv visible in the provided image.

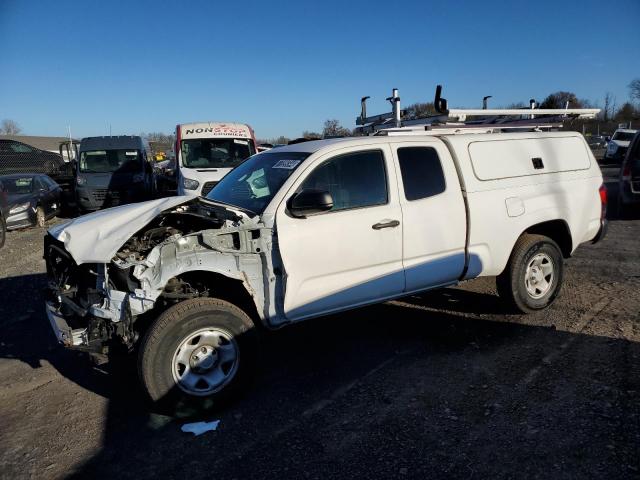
[619,131,640,216]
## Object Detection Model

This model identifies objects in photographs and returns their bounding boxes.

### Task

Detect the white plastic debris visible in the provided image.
[181,420,220,436]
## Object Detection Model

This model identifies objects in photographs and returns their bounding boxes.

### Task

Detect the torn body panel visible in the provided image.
[45,198,286,352]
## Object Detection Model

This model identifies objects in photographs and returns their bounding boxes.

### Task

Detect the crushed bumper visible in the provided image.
[45,301,88,347]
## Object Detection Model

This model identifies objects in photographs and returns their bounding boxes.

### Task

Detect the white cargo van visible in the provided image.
[175,122,258,196]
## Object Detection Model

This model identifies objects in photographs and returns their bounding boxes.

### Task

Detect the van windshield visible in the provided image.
[79,150,143,173]
[206,151,310,214]
[181,138,255,169]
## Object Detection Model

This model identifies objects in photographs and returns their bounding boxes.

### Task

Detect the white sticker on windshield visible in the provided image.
[272,160,301,170]
[126,151,137,156]
[233,139,249,145]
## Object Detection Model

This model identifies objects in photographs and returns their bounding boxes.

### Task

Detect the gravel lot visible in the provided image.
[0,166,638,479]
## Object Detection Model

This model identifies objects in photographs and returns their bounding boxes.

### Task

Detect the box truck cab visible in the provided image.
[176,122,257,196]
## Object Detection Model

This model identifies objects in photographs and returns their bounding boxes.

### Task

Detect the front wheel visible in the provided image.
[35,206,46,227]
[138,298,259,414]
[497,234,564,313]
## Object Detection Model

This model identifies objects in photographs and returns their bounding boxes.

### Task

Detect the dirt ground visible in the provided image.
[0,166,638,479]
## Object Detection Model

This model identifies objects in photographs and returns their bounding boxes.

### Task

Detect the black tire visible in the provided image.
[138,298,259,415]
[496,234,564,313]
[0,214,5,248]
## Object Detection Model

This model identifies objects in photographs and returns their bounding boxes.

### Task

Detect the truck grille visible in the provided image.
[201,181,218,196]
[92,189,121,204]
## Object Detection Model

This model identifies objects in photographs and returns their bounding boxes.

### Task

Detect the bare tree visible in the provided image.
[302,130,322,140]
[322,119,351,138]
[603,92,613,121]
[141,132,175,144]
[404,102,436,119]
[614,102,639,123]
[629,79,640,103]
[539,91,583,109]
[0,119,21,135]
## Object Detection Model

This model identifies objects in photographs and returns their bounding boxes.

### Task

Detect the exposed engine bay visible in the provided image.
[44,197,283,353]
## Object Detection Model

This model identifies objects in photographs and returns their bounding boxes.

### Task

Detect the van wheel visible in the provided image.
[496,234,564,313]
[138,298,259,415]
[36,206,46,227]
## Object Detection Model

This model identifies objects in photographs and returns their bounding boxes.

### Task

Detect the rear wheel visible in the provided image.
[497,234,564,313]
[138,298,259,415]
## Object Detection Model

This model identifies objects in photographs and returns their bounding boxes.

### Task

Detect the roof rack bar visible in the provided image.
[448,108,600,121]
[355,85,601,134]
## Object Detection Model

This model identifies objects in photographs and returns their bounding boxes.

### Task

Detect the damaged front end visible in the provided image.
[44,197,280,354]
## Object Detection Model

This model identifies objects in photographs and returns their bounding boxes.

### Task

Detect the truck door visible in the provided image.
[275,144,404,320]
[391,141,467,292]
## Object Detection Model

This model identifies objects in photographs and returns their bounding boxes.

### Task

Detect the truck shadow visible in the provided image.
[1,273,638,479]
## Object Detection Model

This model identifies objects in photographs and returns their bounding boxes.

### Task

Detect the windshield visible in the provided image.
[3,176,34,194]
[181,138,255,169]
[612,131,636,142]
[79,149,143,173]
[206,151,310,214]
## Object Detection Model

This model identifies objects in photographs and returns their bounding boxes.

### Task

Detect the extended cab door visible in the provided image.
[391,141,467,292]
[275,144,404,320]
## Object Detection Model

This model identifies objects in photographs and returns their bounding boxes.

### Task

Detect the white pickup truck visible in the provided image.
[44,131,607,409]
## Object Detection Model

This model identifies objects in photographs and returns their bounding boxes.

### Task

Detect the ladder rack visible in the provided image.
[355,85,600,135]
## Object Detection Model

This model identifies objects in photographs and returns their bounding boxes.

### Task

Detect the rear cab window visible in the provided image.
[298,150,388,212]
[397,147,446,200]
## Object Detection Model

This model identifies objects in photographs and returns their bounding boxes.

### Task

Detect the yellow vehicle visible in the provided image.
[154,152,166,162]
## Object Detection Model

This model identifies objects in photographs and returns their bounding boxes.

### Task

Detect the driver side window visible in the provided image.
[298,150,388,212]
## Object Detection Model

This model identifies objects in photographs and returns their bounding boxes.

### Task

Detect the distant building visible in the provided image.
[0,135,78,161]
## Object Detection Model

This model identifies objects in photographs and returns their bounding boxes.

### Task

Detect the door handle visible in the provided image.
[372,219,400,230]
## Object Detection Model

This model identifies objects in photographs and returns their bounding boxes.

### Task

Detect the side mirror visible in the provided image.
[288,189,334,217]
[605,136,611,142]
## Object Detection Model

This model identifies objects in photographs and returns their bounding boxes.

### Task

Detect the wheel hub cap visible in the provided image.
[189,345,218,372]
[525,253,555,299]
[172,328,239,396]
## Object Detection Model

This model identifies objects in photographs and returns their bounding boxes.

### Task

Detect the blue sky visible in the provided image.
[0,0,638,139]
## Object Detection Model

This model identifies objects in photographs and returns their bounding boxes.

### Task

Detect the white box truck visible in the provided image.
[175,122,258,196]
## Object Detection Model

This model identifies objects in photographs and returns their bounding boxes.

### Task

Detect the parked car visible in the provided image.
[0,180,8,248]
[43,130,606,411]
[76,136,153,212]
[0,173,62,229]
[619,131,640,216]
[587,135,607,149]
[0,139,75,207]
[604,129,638,164]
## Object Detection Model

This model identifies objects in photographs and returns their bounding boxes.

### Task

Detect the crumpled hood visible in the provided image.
[48,196,192,264]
